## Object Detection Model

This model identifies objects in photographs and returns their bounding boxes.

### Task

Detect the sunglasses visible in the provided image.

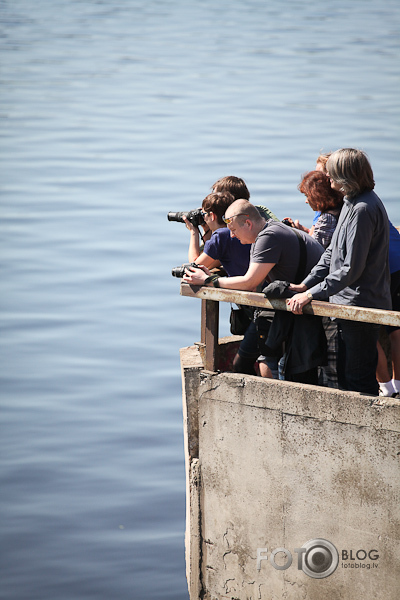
[222,213,249,225]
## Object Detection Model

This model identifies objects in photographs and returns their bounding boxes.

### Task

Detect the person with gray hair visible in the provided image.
[288,148,391,396]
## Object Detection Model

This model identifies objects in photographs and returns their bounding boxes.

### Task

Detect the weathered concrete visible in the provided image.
[181,340,400,600]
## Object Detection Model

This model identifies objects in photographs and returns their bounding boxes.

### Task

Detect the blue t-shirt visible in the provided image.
[203,227,251,277]
[389,221,400,274]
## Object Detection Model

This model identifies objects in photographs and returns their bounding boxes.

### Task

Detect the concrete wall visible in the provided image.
[180,340,400,600]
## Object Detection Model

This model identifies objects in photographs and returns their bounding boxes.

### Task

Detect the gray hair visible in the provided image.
[326,148,375,199]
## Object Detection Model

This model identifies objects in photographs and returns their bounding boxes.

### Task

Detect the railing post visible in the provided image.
[201,299,219,371]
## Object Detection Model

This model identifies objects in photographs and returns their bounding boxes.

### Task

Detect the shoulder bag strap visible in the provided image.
[292,229,308,284]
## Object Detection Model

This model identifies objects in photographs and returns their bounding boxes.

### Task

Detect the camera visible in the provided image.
[171,262,199,278]
[167,208,205,228]
[282,218,293,227]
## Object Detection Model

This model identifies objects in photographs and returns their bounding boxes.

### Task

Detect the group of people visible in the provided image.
[180,148,400,398]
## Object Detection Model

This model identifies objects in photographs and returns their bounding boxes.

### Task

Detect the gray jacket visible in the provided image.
[303,190,391,309]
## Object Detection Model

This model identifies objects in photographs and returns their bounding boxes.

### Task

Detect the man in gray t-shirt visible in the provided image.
[183,199,324,292]
[183,199,324,377]
[251,220,324,285]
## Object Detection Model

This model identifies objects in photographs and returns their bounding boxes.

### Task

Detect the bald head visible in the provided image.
[224,199,266,244]
[225,200,265,224]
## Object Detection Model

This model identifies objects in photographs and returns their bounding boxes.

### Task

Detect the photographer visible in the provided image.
[183,190,251,277]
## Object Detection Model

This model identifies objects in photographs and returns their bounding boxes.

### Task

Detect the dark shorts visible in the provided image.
[237,320,260,360]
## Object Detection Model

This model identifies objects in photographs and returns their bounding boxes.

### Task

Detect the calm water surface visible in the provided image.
[1,1,399,598]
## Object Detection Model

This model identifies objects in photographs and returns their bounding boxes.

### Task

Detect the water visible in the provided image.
[0,1,399,598]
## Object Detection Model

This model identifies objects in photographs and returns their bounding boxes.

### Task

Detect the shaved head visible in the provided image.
[224,199,266,244]
[225,200,265,224]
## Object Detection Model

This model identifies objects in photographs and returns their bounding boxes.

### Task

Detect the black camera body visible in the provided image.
[167,208,205,228]
[171,262,199,278]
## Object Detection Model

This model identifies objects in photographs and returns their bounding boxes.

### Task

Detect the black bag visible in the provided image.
[230,305,252,335]
[255,310,279,356]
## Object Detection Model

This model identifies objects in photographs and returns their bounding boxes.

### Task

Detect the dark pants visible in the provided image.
[287,368,319,386]
[337,319,380,396]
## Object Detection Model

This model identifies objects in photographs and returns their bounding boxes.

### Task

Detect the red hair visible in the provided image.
[298,171,343,212]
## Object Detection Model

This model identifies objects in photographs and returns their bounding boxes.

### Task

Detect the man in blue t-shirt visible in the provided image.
[183,176,252,276]
[183,190,251,276]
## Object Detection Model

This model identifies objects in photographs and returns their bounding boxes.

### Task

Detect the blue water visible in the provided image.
[1,1,399,598]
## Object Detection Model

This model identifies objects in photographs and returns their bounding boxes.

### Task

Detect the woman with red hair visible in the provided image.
[297,170,344,249]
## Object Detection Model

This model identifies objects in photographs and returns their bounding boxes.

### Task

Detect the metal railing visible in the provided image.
[180,282,400,371]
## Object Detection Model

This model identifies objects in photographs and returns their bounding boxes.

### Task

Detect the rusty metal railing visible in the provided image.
[180,282,400,371]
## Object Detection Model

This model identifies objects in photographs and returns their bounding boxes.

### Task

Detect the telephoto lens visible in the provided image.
[167,211,185,223]
[167,208,205,228]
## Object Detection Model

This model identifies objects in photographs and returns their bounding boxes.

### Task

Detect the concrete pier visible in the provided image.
[181,338,400,600]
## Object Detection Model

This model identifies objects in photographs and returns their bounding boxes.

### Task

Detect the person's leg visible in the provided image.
[376,338,397,396]
[376,340,391,382]
[389,271,400,393]
[254,312,280,379]
[389,328,400,393]
[258,356,279,379]
[232,353,257,375]
[234,316,280,378]
[337,319,380,396]
[259,361,273,378]
[233,321,259,375]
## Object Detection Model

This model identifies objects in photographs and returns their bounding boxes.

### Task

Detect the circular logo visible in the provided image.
[300,538,339,579]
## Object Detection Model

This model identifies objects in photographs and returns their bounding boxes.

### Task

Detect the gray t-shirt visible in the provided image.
[251,221,324,285]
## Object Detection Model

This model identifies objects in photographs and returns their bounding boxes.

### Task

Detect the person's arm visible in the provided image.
[183,215,212,262]
[182,216,202,262]
[288,283,308,293]
[282,217,310,233]
[194,252,221,270]
[293,219,310,234]
[187,230,201,262]
[182,261,275,292]
[193,226,223,270]
[286,240,332,313]
[301,243,332,292]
